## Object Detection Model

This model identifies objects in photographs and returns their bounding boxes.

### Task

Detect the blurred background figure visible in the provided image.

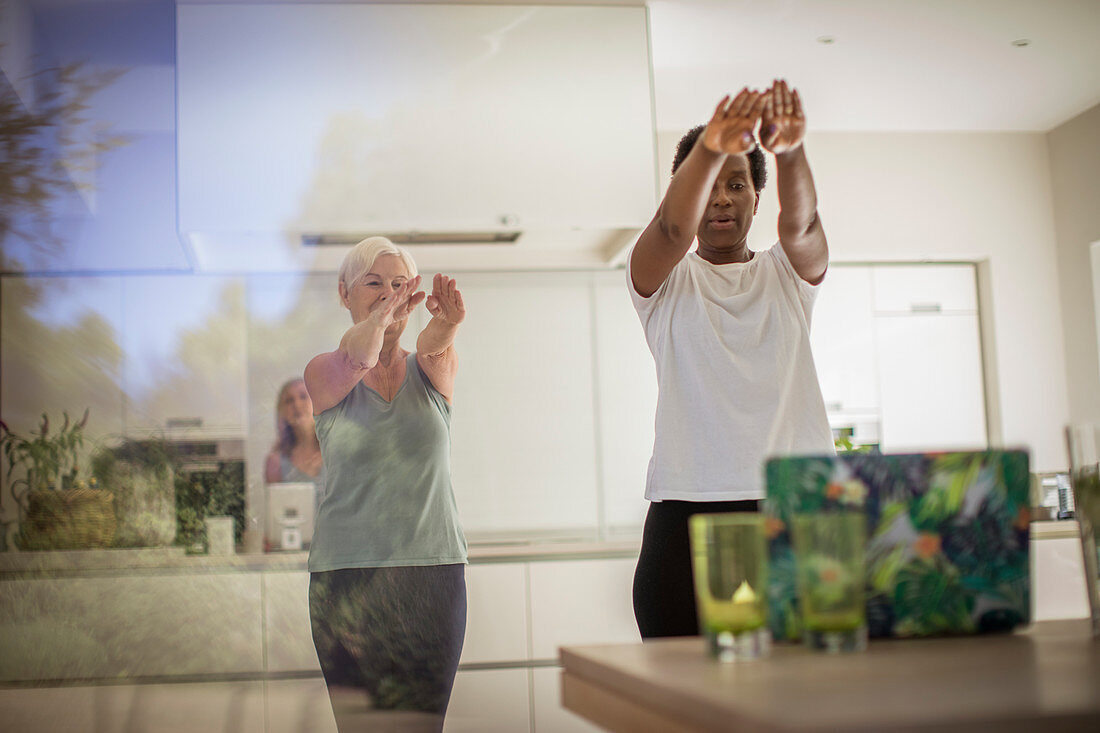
[265,377,324,487]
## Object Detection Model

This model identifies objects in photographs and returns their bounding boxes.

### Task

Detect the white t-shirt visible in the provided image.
[628,243,834,501]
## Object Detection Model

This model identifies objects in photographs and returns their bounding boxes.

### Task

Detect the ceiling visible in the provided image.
[647,0,1100,133]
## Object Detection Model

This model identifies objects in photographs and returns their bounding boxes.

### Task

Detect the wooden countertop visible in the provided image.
[561,619,1100,733]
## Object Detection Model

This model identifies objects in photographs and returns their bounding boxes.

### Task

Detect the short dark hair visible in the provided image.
[671,124,767,193]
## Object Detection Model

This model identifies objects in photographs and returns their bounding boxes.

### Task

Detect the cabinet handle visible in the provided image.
[910,302,942,313]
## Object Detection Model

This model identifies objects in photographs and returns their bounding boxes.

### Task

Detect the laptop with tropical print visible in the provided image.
[763,450,1031,640]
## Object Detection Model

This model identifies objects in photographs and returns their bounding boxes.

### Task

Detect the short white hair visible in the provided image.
[338,236,418,290]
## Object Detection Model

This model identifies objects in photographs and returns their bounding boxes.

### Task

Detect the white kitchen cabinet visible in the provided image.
[445,668,531,733]
[874,312,987,451]
[0,574,263,681]
[593,274,656,529]
[1031,535,1091,621]
[811,266,880,414]
[177,4,656,272]
[528,558,639,660]
[121,275,247,433]
[0,681,267,733]
[448,274,600,533]
[871,264,978,313]
[461,563,530,664]
[263,572,319,674]
[532,666,603,733]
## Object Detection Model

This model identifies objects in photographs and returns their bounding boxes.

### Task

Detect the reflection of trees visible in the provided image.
[1,59,128,270]
[136,282,248,429]
[0,274,123,439]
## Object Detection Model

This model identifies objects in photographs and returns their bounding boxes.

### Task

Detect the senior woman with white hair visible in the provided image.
[304,236,467,731]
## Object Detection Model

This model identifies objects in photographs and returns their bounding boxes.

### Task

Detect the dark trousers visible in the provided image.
[632,499,760,639]
[309,565,466,732]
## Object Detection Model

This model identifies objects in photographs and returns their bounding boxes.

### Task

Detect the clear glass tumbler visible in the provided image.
[1066,424,1100,636]
[689,513,770,661]
[791,512,868,653]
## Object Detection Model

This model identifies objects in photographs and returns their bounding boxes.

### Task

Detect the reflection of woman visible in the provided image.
[304,237,467,731]
[264,378,323,485]
[628,80,834,638]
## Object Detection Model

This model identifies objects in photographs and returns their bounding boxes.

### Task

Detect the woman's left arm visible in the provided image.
[760,79,828,285]
[417,273,466,403]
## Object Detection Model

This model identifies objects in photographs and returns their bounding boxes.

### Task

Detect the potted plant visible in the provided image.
[90,438,178,548]
[0,410,115,550]
[176,462,245,555]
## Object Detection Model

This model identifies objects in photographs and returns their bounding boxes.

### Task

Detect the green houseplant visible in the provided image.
[0,410,115,550]
[175,462,245,554]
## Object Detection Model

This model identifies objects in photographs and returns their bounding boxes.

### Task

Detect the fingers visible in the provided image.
[710,94,732,122]
[748,91,769,122]
[769,79,800,117]
[729,88,760,118]
[426,274,465,321]
[381,275,421,312]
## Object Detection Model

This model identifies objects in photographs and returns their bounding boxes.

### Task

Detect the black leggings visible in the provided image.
[633,499,760,639]
[309,565,466,731]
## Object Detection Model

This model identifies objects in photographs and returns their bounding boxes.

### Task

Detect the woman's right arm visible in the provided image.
[264,452,282,483]
[304,278,423,414]
[630,89,768,297]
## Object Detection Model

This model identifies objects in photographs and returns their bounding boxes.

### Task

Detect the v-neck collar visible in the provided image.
[359,354,413,405]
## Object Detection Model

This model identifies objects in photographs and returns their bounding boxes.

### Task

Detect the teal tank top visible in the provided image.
[308,352,467,571]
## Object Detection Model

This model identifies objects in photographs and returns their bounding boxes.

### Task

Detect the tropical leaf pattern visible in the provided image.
[764,450,1030,639]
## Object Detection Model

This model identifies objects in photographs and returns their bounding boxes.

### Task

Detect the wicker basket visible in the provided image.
[19,489,116,550]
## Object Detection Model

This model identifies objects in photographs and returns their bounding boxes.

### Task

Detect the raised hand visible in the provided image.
[759,79,806,155]
[425,273,466,325]
[368,275,425,328]
[702,88,768,156]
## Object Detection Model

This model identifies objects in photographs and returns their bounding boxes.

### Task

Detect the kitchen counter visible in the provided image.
[561,619,1100,733]
[0,533,641,579]
[0,522,1075,579]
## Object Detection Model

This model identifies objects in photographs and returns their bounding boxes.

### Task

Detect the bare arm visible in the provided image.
[416,273,466,403]
[304,277,423,414]
[264,452,281,483]
[630,89,768,297]
[760,80,828,284]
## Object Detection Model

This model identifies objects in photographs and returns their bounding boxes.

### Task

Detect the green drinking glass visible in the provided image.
[689,513,770,661]
[791,512,868,653]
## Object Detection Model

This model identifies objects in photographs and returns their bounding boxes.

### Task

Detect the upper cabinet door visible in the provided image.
[176,4,657,271]
[811,266,879,413]
[593,274,655,530]
[446,273,600,534]
[871,264,978,314]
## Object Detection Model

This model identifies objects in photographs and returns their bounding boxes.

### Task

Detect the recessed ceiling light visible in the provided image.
[816,35,836,45]
[1011,38,1031,47]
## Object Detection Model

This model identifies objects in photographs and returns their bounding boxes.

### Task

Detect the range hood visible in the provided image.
[176,3,658,272]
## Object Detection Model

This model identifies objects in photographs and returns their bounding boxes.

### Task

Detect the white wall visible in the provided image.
[1048,103,1100,425]
[656,128,1070,471]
